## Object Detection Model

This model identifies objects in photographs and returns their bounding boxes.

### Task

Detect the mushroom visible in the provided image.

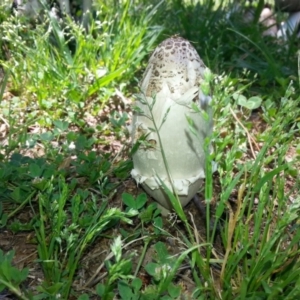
[259,7,278,37]
[131,36,213,214]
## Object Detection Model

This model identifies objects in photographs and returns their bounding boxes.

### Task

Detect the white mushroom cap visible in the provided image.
[140,36,207,101]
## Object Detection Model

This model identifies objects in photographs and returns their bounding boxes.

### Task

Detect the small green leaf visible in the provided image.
[29,163,42,177]
[53,120,69,131]
[145,262,160,278]
[132,278,142,292]
[10,187,23,202]
[154,242,169,262]
[96,283,105,296]
[118,280,134,299]
[139,203,156,223]
[122,193,136,209]
[153,216,163,234]
[139,210,152,223]
[18,267,29,282]
[233,93,247,104]
[40,132,54,141]
[168,282,181,298]
[119,228,130,238]
[136,193,147,210]
[234,93,262,110]
[246,96,262,109]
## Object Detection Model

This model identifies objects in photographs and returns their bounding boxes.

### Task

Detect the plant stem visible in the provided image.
[0,279,30,300]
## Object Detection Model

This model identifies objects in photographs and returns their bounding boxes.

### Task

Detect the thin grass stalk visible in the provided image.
[0,69,8,102]
[0,278,30,300]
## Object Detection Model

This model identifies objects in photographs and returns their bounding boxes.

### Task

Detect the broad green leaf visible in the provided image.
[78,294,90,300]
[132,278,142,292]
[40,132,54,142]
[136,193,148,210]
[154,242,169,263]
[118,280,134,299]
[53,120,69,131]
[96,283,105,296]
[167,282,181,298]
[29,163,42,178]
[122,193,136,209]
[145,262,160,279]
[234,93,262,110]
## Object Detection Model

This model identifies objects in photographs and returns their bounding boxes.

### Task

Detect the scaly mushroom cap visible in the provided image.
[140,36,207,100]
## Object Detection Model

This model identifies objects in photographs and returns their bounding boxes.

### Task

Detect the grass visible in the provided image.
[0,0,300,299]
